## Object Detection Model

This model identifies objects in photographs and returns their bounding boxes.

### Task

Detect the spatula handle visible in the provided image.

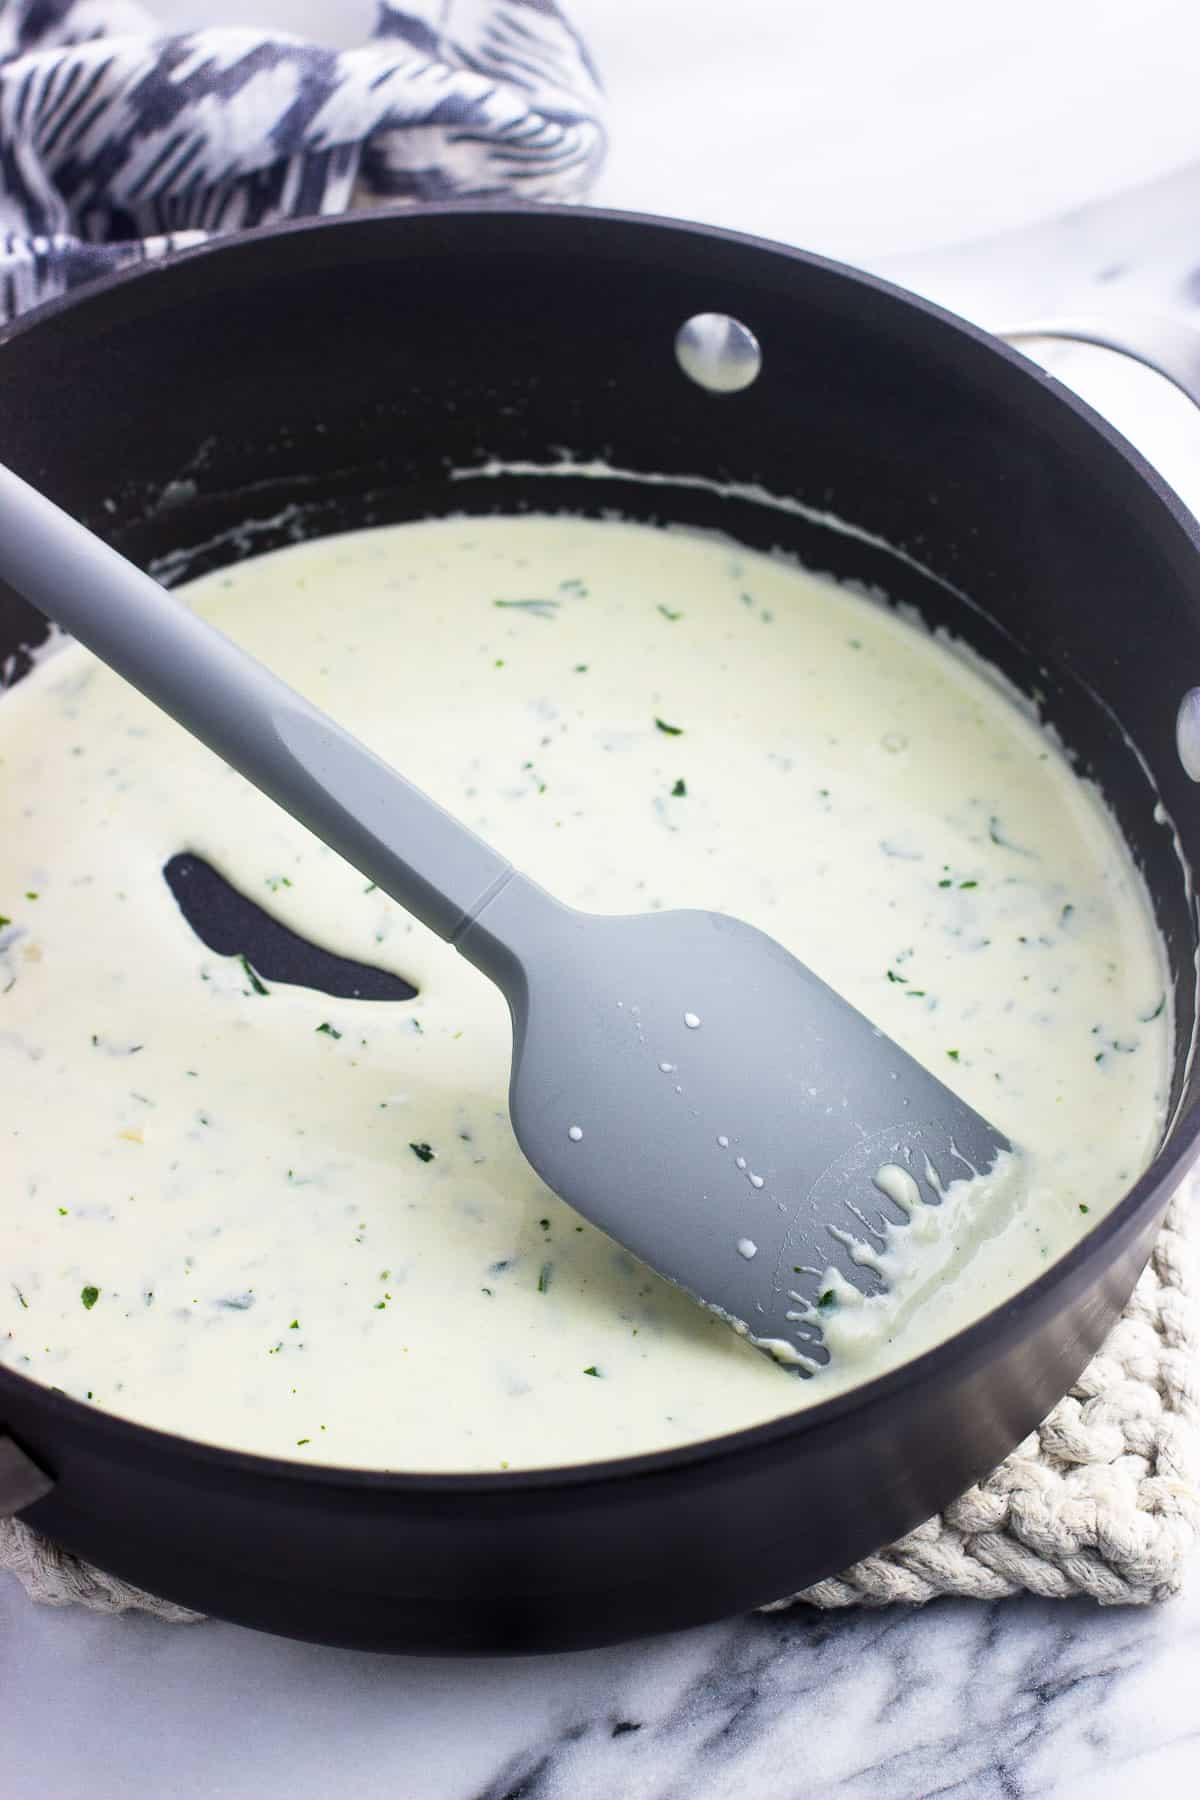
[0,463,515,944]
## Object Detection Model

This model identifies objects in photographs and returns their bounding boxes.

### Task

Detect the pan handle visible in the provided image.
[1000,313,1200,410]
[0,1433,54,1516]
[1005,311,1200,785]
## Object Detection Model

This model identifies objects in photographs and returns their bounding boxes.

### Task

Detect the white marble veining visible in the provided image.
[5,2,1200,1794]
[2,1577,1199,1797]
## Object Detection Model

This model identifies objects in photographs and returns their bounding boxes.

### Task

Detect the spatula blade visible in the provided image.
[463,891,1013,1369]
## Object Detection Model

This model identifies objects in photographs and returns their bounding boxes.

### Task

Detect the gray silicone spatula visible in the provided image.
[0,463,1013,1367]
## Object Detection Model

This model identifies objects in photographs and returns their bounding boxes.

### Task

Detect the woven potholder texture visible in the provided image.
[3,1182,1196,1622]
[779,1178,1200,1611]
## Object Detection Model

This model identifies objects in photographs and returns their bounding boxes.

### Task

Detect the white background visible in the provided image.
[155,0,1200,262]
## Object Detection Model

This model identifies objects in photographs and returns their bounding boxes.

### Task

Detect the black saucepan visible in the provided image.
[1,205,1198,1654]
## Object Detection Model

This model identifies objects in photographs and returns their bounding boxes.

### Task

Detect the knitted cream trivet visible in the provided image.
[3,1182,1196,1623]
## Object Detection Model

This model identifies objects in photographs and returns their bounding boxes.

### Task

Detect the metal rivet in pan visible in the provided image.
[674,314,762,394]
[1177,688,1200,780]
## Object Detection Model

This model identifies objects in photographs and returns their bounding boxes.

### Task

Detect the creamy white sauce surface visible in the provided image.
[0,516,1171,1469]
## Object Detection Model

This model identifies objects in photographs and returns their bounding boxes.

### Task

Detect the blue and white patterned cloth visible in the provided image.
[0,0,605,324]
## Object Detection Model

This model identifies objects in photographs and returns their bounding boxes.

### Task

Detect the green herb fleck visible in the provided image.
[409,1141,435,1163]
[57,1207,67,1216]
[239,955,269,996]
[296,1438,310,1446]
[937,878,952,888]
[817,1289,837,1310]
[959,880,978,890]
[0,915,9,929]
[289,1319,299,1330]
[481,1286,493,1296]
[886,969,908,985]
[81,1285,100,1310]
[494,658,505,668]
[654,717,684,736]
[315,1022,342,1039]
[493,597,560,616]
[946,1049,961,1062]
[538,1218,550,1232]
[24,891,38,901]
[573,662,589,673]
[1079,1203,1090,1214]
[537,1261,554,1294]
[1140,995,1166,1023]
[583,1365,601,1377]
[671,778,687,797]
[657,604,683,622]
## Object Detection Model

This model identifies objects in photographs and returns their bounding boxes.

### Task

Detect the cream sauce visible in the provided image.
[0,516,1171,1469]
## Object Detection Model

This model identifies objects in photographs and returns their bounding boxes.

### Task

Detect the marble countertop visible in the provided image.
[2,1575,1199,1797]
[5,3,1200,1794]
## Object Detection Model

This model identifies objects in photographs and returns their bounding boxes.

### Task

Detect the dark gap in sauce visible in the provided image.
[163,852,418,1001]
